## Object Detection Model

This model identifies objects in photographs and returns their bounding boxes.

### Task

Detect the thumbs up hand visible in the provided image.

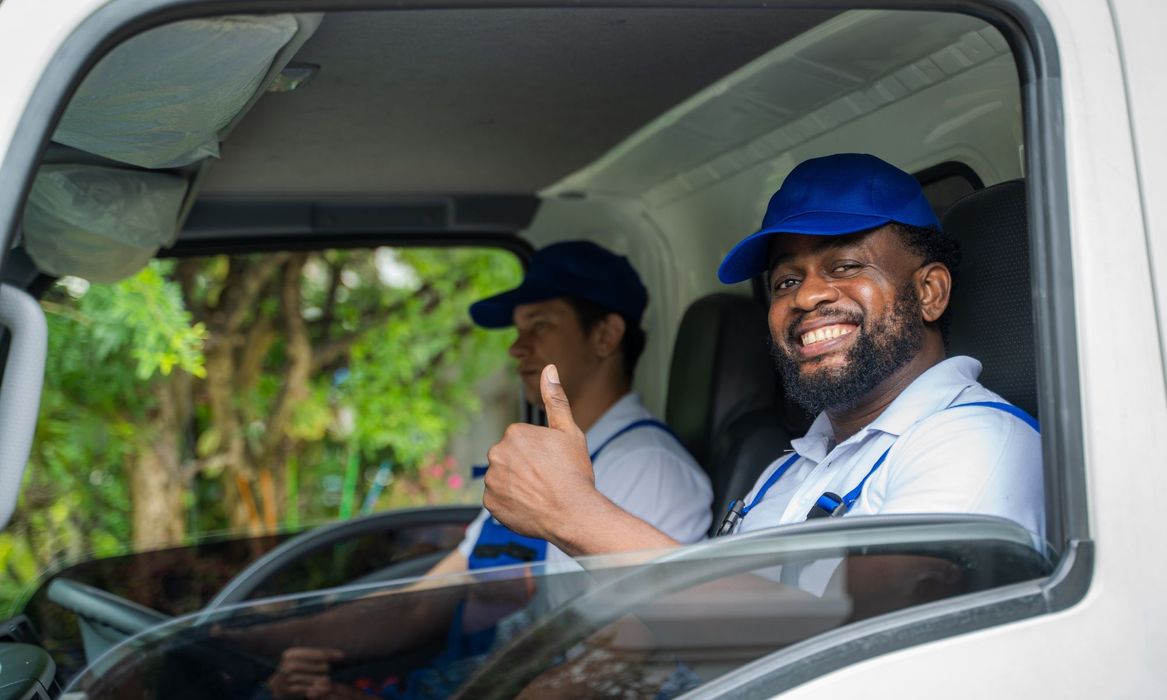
[482,365,598,543]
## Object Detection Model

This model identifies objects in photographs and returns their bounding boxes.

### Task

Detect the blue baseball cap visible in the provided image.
[718,153,940,284]
[469,240,648,328]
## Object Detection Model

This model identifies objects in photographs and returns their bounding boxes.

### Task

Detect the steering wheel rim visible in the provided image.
[203,505,480,615]
[47,577,172,637]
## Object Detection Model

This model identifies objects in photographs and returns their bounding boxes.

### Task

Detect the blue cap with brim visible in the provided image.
[470,240,648,328]
[718,153,941,284]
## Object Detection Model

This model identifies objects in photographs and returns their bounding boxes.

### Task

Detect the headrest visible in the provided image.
[942,179,1037,416]
[666,293,778,466]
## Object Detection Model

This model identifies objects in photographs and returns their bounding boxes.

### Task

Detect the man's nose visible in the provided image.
[508,334,529,359]
[792,271,840,310]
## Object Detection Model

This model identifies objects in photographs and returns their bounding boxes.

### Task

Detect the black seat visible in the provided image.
[941,179,1037,416]
[665,293,805,529]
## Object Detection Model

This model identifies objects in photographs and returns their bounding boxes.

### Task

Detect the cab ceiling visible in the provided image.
[200,8,834,197]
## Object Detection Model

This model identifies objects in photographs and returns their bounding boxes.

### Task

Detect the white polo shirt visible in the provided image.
[736,356,1044,539]
[459,392,713,565]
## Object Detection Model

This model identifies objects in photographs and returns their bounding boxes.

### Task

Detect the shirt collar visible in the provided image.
[584,392,650,454]
[790,356,983,461]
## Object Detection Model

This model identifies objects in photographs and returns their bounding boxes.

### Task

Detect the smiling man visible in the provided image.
[482,153,1043,556]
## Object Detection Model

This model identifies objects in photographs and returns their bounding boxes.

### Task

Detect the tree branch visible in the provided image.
[175,258,204,318]
[215,254,291,334]
[261,255,313,460]
[238,316,278,390]
[308,281,440,372]
[317,257,343,340]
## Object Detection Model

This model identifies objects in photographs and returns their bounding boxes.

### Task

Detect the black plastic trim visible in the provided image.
[181,195,541,240]
[914,160,986,191]
[164,231,535,261]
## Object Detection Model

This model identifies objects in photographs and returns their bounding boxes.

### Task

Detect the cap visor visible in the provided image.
[469,285,557,328]
[718,212,891,284]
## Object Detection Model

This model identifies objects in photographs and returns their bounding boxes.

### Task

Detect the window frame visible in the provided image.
[0,0,1089,693]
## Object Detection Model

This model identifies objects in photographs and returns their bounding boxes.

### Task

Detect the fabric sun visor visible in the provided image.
[21,165,189,284]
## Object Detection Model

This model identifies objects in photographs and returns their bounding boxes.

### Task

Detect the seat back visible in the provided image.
[666,294,800,526]
[941,179,1037,416]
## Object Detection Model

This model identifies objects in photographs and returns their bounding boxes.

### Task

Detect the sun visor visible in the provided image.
[22,165,189,283]
[52,15,301,169]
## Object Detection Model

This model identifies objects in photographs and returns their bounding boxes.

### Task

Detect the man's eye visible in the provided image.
[831,263,863,275]
[772,278,799,293]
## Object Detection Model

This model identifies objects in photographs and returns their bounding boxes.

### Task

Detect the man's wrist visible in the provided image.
[547,484,611,555]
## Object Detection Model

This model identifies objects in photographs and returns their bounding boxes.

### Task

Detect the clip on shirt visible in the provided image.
[805,491,848,519]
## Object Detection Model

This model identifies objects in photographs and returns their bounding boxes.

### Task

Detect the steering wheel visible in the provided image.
[47,577,274,699]
[46,577,173,652]
[204,505,479,612]
[48,505,479,668]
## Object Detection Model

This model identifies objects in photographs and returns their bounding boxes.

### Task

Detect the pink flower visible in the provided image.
[446,474,464,490]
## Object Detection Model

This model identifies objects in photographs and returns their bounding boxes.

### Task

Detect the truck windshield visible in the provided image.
[66,515,1051,700]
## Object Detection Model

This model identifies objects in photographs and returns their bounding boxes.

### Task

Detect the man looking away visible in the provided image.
[262,240,711,699]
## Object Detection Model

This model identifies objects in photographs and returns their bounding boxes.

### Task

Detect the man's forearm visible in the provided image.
[548,491,680,557]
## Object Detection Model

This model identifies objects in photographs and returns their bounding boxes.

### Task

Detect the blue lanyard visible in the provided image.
[718,400,1039,534]
[739,452,800,518]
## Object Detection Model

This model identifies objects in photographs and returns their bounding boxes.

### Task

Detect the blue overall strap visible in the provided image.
[946,400,1040,432]
[589,418,679,462]
[467,516,548,570]
[817,399,1042,516]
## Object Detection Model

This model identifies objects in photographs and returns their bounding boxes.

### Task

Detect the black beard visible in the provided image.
[770,284,925,415]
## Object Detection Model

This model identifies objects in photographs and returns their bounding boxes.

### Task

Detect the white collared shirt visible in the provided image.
[736,356,1044,539]
[459,392,713,564]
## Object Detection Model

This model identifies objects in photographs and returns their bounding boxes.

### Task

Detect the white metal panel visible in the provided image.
[0,0,109,184]
[1110,0,1167,397]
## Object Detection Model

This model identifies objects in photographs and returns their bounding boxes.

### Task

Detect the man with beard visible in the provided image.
[482,153,1043,557]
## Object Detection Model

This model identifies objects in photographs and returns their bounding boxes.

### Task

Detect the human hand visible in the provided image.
[482,364,600,542]
[266,647,344,699]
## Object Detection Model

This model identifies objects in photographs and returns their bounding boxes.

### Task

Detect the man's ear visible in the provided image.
[592,313,626,358]
[914,262,952,323]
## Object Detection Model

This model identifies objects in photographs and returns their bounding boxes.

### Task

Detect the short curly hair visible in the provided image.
[891,222,962,342]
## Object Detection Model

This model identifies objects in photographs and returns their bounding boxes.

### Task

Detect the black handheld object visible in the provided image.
[715,500,744,537]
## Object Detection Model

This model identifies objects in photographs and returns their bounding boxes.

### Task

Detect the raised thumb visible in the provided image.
[541,364,578,433]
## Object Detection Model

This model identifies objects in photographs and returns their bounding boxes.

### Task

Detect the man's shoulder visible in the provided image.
[597,423,699,469]
[895,391,1040,463]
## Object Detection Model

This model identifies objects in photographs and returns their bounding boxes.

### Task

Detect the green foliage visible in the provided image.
[2,247,523,615]
[342,248,518,466]
[2,262,206,612]
[60,261,207,380]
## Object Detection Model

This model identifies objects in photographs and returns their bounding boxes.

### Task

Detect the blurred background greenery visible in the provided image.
[0,247,522,613]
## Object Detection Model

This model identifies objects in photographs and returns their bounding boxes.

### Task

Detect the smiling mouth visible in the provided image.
[800,324,857,347]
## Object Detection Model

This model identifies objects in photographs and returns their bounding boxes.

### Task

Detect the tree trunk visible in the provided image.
[129,379,190,549]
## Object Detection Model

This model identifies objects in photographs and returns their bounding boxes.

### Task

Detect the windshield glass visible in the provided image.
[66,516,1051,700]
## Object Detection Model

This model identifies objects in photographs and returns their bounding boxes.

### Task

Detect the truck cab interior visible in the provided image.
[0,3,1083,699]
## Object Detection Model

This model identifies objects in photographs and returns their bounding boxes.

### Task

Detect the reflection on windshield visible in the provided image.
[67,517,1051,700]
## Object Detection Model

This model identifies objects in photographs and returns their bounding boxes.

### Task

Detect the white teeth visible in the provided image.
[801,324,855,347]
